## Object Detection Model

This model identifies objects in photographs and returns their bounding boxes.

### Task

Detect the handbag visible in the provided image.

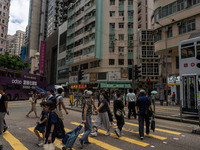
[151,118,155,132]
[43,143,55,150]
[116,109,122,116]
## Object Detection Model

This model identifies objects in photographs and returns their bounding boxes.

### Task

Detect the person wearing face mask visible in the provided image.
[91,92,111,137]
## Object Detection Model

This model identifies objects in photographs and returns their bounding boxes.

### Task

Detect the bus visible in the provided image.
[0,67,48,100]
[179,36,200,115]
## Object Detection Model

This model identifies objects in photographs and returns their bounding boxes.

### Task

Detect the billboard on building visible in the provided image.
[39,41,46,74]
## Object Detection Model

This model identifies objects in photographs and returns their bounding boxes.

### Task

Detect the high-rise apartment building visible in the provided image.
[153,0,200,94]
[63,0,154,89]
[7,30,25,56]
[0,0,10,54]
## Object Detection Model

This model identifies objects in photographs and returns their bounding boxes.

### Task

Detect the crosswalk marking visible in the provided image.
[114,120,181,135]
[112,126,167,140]
[71,122,149,147]
[3,131,28,150]
[64,128,122,150]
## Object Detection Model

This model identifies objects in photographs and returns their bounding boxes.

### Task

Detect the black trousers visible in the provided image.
[139,114,150,137]
[115,114,124,131]
[128,102,136,119]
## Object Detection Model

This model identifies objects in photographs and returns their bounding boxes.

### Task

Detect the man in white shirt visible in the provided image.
[126,89,136,119]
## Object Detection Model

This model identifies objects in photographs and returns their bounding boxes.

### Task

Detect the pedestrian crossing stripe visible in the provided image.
[64,128,122,150]
[120,121,181,135]
[28,127,75,150]
[3,131,28,150]
[112,126,167,140]
[91,120,167,140]
[71,122,149,147]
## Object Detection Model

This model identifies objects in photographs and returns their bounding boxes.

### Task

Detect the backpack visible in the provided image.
[56,116,65,139]
[49,95,60,109]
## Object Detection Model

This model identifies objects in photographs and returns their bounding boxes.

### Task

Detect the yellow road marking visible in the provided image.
[3,131,28,150]
[112,126,167,140]
[28,127,73,150]
[64,128,122,150]
[117,120,181,135]
[71,122,149,147]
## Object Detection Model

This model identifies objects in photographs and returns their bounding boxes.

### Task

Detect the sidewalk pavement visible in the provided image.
[63,98,199,125]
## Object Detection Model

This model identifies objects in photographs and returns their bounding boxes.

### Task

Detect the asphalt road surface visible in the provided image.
[0,100,200,150]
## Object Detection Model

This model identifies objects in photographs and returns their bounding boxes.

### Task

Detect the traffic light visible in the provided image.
[78,70,84,84]
[146,77,150,85]
[135,65,141,80]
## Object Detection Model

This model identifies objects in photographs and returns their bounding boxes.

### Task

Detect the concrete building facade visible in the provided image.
[7,30,25,56]
[153,0,200,90]
[0,0,10,54]
[63,0,155,90]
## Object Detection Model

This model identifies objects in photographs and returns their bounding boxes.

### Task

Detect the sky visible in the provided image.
[8,0,30,35]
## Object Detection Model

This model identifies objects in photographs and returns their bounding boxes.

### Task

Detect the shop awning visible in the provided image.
[100,83,131,89]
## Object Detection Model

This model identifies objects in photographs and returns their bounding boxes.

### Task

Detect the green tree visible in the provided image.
[0,52,30,71]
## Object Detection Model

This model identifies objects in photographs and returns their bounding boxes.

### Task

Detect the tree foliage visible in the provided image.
[0,52,30,71]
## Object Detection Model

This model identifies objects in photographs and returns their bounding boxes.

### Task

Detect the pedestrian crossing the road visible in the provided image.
[1,120,182,150]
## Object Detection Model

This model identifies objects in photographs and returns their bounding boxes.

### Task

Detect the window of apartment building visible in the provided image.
[128,11,133,16]
[177,0,186,11]
[176,56,179,69]
[119,23,124,28]
[110,11,115,17]
[128,48,133,52]
[2,19,4,24]
[0,4,2,8]
[58,69,69,80]
[128,23,133,28]
[109,59,115,65]
[119,34,124,40]
[109,47,115,52]
[1,33,3,38]
[128,59,133,65]
[119,0,124,5]
[110,23,115,29]
[118,47,124,53]
[90,61,100,68]
[72,66,79,72]
[118,59,124,65]
[128,34,133,41]
[128,0,133,5]
[119,11,124,16]
[81,63,88,70]
[178,19,196,34]
[154,29,162,42]
[167,26,173,38]
[3,12,5,17]
[110,0,115,5]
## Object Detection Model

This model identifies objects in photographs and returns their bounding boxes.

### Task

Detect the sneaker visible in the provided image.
[79,139,83,148]
[90,132,97,137]
[80,132,85,136]
[38,141,44,147]
[84,142,91,145]
[114,129,120,137]
[140,137,144,140]
[112,123,116,126]
[105,131,110,136]
[120,131,124,136]
[3,126,8,133]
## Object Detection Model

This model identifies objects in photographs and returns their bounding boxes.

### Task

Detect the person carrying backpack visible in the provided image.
[55,88,68,120]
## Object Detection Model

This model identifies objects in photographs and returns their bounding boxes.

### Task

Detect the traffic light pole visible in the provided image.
[76,70,80,107]
[132,61,135,90]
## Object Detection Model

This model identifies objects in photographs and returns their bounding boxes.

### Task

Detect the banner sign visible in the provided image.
[39,41,46,74]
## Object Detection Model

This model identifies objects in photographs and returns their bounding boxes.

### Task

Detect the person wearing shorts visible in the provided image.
[34,102,48,147]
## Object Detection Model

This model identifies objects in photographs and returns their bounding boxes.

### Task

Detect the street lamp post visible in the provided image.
[156,22,169,106]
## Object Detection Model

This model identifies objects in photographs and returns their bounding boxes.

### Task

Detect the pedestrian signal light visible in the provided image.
[147,77,150,85]
[135,65,141,80]
[78,70,84,84]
